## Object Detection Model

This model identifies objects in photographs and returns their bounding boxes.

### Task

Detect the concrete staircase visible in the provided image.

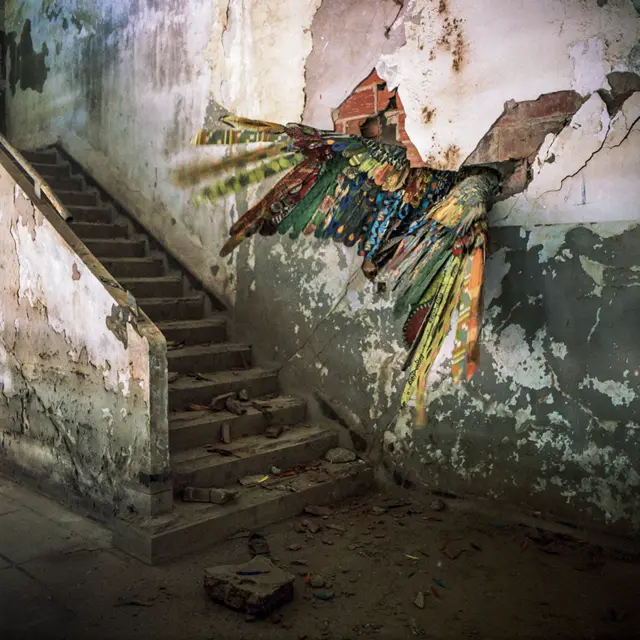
[21,147,372,564]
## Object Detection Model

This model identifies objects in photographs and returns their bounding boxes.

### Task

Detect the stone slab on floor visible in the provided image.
[204,555,294,615]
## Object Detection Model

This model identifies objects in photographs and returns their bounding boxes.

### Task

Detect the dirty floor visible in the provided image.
[1,475,639,640]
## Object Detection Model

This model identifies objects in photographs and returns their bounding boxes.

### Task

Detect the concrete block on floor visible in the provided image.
[203,555,294,616]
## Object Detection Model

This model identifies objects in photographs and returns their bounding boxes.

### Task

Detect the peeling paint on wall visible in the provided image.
[378,0,640,171]
[0,162,165,517]
[5,0,640,534]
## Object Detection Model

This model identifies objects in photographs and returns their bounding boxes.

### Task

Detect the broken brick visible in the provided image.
[204,556,294,616]
[183,487,211,503]
[335,88,376,120]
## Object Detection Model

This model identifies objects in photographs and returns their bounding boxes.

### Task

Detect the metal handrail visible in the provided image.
[0,132,70,221]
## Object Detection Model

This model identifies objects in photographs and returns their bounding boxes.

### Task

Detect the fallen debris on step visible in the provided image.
[324,447,357,464]
[304,504,332,517]
[265,424,284,439]
[239,474,267,488]
[248,533,271,557]
[210,392,237,411]
[182,487,238,504]
[204,556,293,616]
[226,396,248,415]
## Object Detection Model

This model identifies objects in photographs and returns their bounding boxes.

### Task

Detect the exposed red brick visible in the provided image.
[334,117,367,135]
[405,143,427,168]
[396,112,410,144]
[499,160,529,198]
[357,69,385,89]
[376,86,396,113]
[499,91,584,127]
[333,69,428,167]
[335,87,376,120]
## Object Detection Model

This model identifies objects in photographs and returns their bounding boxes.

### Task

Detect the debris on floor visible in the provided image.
[210,392,237,411]
[265,424,284,438]
[248,533,271,557]
[324,447,357,464]
[203,556,294,616]
[239,474,268,488]
[5,478,640,640]
[182,487,238,504]
[220,422,232,444]
[226,396,248,415]
[304,504,332,517]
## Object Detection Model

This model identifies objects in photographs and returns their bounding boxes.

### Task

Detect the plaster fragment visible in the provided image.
[579,376,637,407]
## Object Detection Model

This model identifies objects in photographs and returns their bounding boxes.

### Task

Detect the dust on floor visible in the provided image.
[1,476,639,640]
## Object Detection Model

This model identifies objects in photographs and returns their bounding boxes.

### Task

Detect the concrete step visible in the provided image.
[167,343,252,374]
[138,296,204,322]
[45,175,84,191]
[64,204,114,224]
[101,257,165,278]
[172,424,338,491]
[22,149,58,165]
[118,276,183,298]
[31,162,71,178]
[56,189,99,207]
[169,368,279,411]
[157,318,227,346]
[113,458,373,563]
[69,221,129,239]
[169,394,307,451]
[84,238,146,258]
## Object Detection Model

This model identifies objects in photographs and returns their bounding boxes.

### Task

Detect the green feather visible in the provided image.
[196,152,304,202]
[278,156,348,238]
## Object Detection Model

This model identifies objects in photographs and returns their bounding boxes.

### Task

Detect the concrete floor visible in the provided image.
[2,474,640,640]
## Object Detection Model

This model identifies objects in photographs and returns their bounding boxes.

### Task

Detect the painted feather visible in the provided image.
[172,115,499,425]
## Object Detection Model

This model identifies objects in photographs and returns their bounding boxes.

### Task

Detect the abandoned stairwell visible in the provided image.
[20,146,373,564]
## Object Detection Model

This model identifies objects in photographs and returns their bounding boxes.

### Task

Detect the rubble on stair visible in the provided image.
[22,146,373,564]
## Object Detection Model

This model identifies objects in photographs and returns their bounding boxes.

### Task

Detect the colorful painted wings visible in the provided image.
[172,115,499,422]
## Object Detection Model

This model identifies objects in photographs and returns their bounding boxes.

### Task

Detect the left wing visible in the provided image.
[172,115,499,422]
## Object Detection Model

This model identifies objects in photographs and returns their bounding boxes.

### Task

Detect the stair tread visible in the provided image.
[85,238,142,244]
[118,276,182,285]
[139,295,203,304]
[167,343,250,358]
[102,257,161,263]
[157,318,225,330]
[168,367,277,391]
[172,424,332,471]
[70,221,124,228]
[119,458,369,535]
[169,394,302,427]
[65,204,111,211]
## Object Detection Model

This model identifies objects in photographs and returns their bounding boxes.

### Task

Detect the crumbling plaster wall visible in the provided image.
[4,0,640,532]
[0,164,169,517]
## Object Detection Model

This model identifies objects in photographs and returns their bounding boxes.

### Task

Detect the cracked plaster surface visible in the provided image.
[1,169,154,513]
[5,0,640,531]
[377,0,640,170]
